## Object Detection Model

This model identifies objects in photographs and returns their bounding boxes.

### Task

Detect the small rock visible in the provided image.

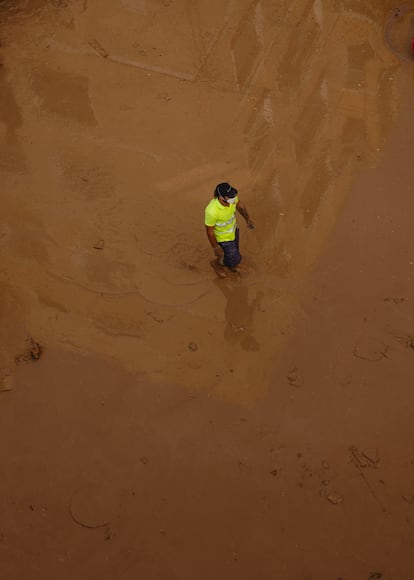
[93,239,105,250]
[327,492,343,505]
[188,341,198,352]
[402,494,414,503]
[368,574,382,580]
[140,456,149,465]
[157,92,171,102]
[270,469,278,477]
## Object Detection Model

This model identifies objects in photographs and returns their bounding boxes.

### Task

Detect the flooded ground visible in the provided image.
[1,0,414,578]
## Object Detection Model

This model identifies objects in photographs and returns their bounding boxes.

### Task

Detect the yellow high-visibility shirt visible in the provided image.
[204,197,238,242]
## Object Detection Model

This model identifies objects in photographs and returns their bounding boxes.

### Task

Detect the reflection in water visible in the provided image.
[214,277,263,352]
[230,0,403,276]
[0,0,409,403]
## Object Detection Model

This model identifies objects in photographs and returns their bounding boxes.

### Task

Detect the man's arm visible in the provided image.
[236,200,255,229]
[205,225,223,257]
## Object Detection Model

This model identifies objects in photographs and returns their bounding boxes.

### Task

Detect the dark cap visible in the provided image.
[215,182,238,198]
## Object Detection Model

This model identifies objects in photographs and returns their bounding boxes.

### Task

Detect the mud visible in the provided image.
[1,1,414,578]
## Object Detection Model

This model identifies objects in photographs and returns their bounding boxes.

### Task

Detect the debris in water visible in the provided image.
[287,366,303,388]
[15,337,42,364]
[327,492,343,505]
[88,39,109,58]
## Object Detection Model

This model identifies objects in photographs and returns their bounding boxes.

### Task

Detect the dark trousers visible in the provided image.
[219,228,241,267]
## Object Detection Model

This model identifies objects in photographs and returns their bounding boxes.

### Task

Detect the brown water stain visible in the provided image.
[32,67,96,125]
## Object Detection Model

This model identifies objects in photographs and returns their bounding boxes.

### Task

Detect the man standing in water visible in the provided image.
[205,182,254,274]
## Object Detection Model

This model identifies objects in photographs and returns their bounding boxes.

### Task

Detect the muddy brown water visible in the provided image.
[1,1,414,578]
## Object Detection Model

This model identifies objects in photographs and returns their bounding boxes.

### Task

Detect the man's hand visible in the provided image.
[236,201,254,229]
[213,245,224,258]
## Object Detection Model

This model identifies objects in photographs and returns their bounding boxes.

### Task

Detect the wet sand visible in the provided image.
[1,1,414,578]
